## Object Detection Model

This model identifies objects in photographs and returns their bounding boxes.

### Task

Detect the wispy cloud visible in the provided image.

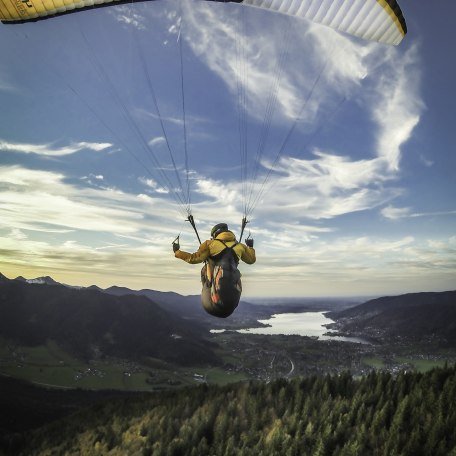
[0,140,112,156]
[1,165,454,296]
[381,205,411,220]
[0,78,15,92]
[0,165,178,235]
[371,44,423,171]
[382,205,456,220]
[2,1,447,296]
[148,137,165,147]
[139,176,169,194]
[244,234,456,296]
[2,223,454,296]
[167,1,422,224]
[110,5,147,30]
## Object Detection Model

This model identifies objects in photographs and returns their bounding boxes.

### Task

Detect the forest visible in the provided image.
[3,365,456,455]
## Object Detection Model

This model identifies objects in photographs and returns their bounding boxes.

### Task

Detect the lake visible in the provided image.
[212,311,369,344]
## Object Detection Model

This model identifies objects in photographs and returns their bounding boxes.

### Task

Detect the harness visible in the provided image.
[201,239,241,307]
[210,239,240,266]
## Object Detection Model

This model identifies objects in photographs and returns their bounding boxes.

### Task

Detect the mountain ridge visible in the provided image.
[4,273,286,327]
[0,277,219,366]
[329,290,456,345]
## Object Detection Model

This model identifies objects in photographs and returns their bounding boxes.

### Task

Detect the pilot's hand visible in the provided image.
[246,238,254,248]
[173,241,180,252]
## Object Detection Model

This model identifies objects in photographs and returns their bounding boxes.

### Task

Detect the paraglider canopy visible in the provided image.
[1,0,406,46]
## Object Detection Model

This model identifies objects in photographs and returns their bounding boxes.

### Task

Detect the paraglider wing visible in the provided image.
[0,0,137,23]
[240,0,407,45]
[1,0,406,45]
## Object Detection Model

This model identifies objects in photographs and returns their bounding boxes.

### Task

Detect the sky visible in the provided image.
[0,1,455,298]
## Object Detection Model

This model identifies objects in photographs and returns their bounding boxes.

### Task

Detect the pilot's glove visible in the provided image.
[246,238,254,248]
[173,241,180,252]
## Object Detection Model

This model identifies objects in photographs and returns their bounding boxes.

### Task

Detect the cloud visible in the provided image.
[9,228,27,241]
[93,1,423,228]
[382,205,456,220]
[0,140,112,156]
[110,5,147,30]
[381,205,411,220]
[419,154,434,167]
[163,1,422,224]
[371,45,423,171]
[139,176,169,194]
[1,164,454,296]
[81,174,104,182]
[148,137,166,147]
[2,221,454,296]
[0,165,179,235]
[247,234,455,291]
[1,1,442,296]
[180,2,314,122]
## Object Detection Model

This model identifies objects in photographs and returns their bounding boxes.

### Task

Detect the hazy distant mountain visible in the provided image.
[14,275,60,286]
[0,272,9,282]
[5,274,350,328]
[0,278,219,366]
[6,275,269,326]
[105,286,204,319]
[103,285,285,329]
[330,290,456,345]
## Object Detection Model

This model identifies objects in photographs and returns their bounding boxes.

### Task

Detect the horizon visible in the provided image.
[1,1,455,297]
[1,271,453,303]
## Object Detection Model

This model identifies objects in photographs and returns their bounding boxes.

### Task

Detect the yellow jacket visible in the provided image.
[175,230,256,265]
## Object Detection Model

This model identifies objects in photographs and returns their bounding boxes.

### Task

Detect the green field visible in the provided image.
[202,367,248,385]
[361,355,451,373]
[0,339,249,390]
[362,357,385,369]
[395,357,449,372]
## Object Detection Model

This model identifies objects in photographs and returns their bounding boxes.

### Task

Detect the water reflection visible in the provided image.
[213,312,369,344]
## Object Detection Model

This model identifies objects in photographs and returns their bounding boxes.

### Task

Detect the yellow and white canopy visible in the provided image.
[0,0,406,45]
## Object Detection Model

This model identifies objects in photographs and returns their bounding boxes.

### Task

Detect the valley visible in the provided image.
[1,276,455,393]
[1,274,455,453]
[1,326,454,393]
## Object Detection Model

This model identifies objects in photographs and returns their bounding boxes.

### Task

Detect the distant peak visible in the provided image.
[88,285,103,291]
[0,272,10,281]
[23,276,60,285]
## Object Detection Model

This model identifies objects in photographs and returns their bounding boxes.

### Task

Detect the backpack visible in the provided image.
[209,240,242,309]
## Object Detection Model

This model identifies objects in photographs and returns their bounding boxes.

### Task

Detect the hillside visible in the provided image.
[4,274,355,330]
[104,286,208,322]
[329,291,456,346]
[3,365,456,455]
[0,375,138,437]
[104,286,278,328]
[0,278,219,366]
[5,273,283,328]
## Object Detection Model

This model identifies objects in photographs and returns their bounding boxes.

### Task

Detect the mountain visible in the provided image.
[0,278,219,366]
[5,275,272,327]
[103,285,284,328]
[105,286,204,319]
[329,290,456,345]
[5,274,330,328]
[14,275,60,286]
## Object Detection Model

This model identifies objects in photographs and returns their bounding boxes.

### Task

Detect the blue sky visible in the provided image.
[0,1,455,297]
